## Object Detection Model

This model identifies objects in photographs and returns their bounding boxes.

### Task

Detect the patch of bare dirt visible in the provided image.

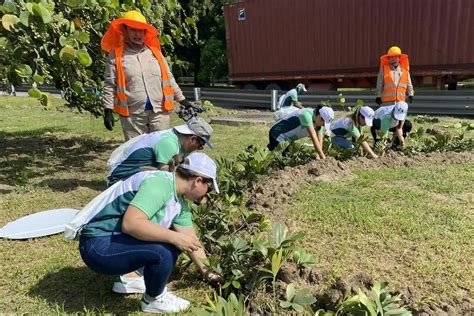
[246,150,474,314]
[247,151,474,213]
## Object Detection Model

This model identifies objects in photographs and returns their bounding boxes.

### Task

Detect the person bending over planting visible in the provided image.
[371,101,412,150]
[107,117,213,186]
[267,105,334,159]
[330,106,378,159]
[78,153,222,313]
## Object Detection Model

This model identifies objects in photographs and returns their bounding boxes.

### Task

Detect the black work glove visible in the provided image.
[408,96,413,103]
[103,108,114,131]
[180,99,192,108]
[375,97,382,105]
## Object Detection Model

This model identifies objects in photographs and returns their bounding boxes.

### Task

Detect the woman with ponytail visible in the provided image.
[330,106,378,159]
[267,105,334,159]
[76,153,222,313]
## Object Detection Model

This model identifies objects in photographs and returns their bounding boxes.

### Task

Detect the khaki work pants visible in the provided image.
[120,110,170,141]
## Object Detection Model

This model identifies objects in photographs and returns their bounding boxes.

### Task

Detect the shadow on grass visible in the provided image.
[28,267,140,313]
[0,128,120,188]
[28,266,205,313]
[38,178,107,192]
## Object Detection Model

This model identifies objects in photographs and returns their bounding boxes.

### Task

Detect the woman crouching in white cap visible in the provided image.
[330,106,378,159]
[267,105,335,159]
[371,101,412,150]
[78,152,222,314]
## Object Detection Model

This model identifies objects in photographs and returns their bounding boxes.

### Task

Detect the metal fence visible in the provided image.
[183,87,474,116]
[7,85,474,116]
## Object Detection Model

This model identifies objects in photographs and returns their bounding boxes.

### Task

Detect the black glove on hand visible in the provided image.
[103,108,114,131]
[180,99,192,108]
[408,96,413,103]
[375,97,382,105]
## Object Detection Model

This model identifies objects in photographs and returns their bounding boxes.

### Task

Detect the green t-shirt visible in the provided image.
[107,131,183,185]
[374,105,399,136]
[280,89,299,107]
[270,108,324,142]
[82,171,192,237]
[330,117,362,139]
[154,132,181,164]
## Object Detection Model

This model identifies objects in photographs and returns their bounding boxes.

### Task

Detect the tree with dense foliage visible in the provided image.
[0,0,199,115]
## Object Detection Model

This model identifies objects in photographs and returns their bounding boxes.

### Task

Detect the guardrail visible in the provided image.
[182,87,474,117]
[7,85,473,116]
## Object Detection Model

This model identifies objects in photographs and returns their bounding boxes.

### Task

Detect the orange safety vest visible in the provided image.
[113,45,175,117]
[379,53,410,103]
[381,65,408,103]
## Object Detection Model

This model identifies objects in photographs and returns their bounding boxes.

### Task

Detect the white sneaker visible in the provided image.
[112,275,146,294]
[141,288,190,313]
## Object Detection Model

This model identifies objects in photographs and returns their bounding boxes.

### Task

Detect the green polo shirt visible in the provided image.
[82,171,192,237]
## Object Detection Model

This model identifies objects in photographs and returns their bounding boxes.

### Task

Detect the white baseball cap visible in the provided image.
[296,83,307,92]
[359,106,375,127]
[180,152,219,193]
[319,106,334,131]
[173,117,214,148]
[393,101,408,121]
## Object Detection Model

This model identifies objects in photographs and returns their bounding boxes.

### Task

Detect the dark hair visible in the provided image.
[313,105,323,132]
[313,104,323,117]
[176,159,213,185]
[176,167,199,180]
[165,155,183,172]
[348,107,361,128]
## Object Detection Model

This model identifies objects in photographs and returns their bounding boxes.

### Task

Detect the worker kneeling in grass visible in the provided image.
[77,153,222,314]
[371,101,412,150]
[330,106,379,159]
[267,105,334,159]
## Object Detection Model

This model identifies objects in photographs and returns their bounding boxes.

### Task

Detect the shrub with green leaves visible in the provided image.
[279,283,317,313]
[337,282,411,316]
[292,248,317,269]
[192,292,247,316]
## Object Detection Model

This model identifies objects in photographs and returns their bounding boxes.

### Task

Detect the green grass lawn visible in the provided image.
[290,164,473,306]
[0,96,472,313]
[0,96,269,313]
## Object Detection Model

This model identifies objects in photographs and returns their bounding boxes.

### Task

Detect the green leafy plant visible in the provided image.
[279,283,317,313]
[237,146,274,181]
[192,292,247,316]
[337,282,411,316]
[259,248,284,285]
[292,248,317,269]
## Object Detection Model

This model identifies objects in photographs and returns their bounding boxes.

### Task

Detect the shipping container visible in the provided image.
[224,0,474,90]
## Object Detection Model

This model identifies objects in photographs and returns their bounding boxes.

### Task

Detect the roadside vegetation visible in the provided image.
[0,97,472,314]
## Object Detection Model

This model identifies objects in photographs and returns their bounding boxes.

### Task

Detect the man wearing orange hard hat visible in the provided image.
[375,46,414,106]
[101,10,192,140]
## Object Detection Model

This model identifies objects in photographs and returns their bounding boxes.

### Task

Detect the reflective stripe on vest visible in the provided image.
[149,46,175,111]
[381,65,408,103]
[113,45,175,117]
[113,45,129,116]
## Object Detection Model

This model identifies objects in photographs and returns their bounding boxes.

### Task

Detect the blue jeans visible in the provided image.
[79,234,181,297]
[331,136,354,149]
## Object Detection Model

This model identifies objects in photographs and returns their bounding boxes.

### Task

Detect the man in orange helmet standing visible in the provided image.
[375,46,414,106]
[101,10,192,140]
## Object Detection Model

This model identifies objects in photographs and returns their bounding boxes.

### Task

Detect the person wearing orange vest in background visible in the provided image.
[101,11,192,141]
[375,46,414,106]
